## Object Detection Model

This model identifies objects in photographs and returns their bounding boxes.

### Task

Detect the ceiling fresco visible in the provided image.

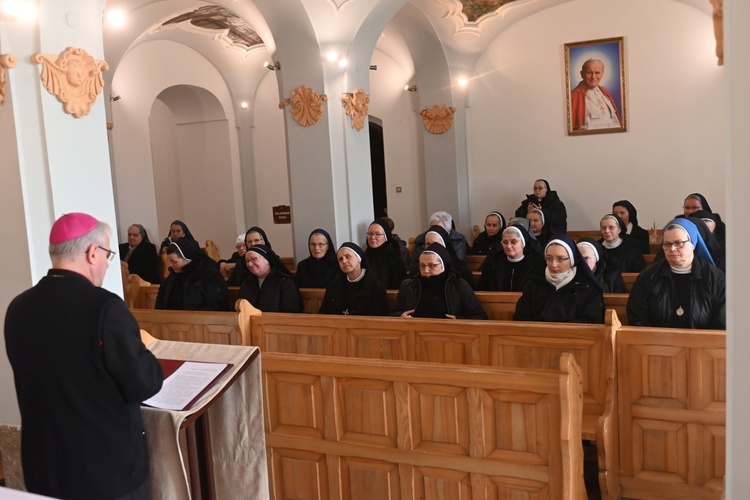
[458,0,519,22]
[163,5,263,49]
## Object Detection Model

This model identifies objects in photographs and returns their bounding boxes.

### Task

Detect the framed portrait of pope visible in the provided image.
[565,37,627,136]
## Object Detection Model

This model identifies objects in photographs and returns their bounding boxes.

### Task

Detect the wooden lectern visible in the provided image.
[140,340,268,500]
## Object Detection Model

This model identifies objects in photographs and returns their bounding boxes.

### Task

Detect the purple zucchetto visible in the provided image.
[49,213,98,244]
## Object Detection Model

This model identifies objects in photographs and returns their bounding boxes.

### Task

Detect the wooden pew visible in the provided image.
[244,308,618,441]
[299,288,630,325]
[616,327,726,499]
[622,273,639,292]
[127,280,631,326]
[131,301,618,496]
[262,352,586,499]
[568,230,602,242]
[132,308,247,345]
[466,254,484,272]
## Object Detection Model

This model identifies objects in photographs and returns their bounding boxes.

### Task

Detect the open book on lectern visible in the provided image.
[142,359,233,411]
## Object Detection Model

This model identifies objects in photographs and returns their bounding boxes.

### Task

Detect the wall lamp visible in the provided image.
[109,94,121,102]
[264,60,281,71]
[404,85,417,92]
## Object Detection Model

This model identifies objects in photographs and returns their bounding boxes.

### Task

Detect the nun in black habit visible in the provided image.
[576,237,627,293]
[239,244,303,313]
[612,200,651,255]
[476,224,545,292]
[395,243,487,320]
[319,242,389,316]
[364,218,407,289]
[295,228,339,288]
[514,234,605,324]
[227,226,274,286]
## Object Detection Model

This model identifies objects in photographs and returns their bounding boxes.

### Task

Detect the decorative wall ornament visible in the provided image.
[341,88,369,131]
[279,85,328,127]
[420,105,456,134]
[32,47,109,118]
[711,0,723,66]
[0,53,17,104]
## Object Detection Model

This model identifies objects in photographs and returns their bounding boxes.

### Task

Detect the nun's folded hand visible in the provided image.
[400,309,415,318]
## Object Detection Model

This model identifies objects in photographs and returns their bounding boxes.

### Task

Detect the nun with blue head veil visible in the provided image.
[627,218,725,329]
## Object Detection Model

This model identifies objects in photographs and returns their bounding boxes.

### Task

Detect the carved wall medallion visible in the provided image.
[341,88,369,131]
[711,0,723,66]
[32,47,109,118]
[279,85,328,127]
[420,105,457,134]
[0,53,17,104]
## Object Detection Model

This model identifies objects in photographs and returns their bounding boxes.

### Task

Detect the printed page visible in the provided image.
[143,361,230,411]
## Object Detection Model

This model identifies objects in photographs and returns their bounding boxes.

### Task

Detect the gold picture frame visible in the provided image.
[565,36,627,136]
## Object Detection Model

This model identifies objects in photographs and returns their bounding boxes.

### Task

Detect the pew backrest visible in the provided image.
[132,308,245,345]
[616,326,726,499]
[246,307,619,442]
[262,351,585,500]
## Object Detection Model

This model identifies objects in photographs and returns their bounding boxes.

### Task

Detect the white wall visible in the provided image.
[111,40,246,256]
[252,72,293,256]
[369,48,426,244]
[467,0,723,232]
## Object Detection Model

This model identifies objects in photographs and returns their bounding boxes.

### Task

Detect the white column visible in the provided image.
[725,0,750,495]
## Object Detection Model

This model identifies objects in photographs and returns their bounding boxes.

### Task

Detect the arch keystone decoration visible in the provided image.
[279,85,328,127]
[341,88,369,131]
[0,53,16,104]
[420,105,457,134]
[32,47,109,118]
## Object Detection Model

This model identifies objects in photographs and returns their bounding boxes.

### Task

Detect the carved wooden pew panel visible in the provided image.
[132,308,245,345]
[616,327,726,499]
[262,352,585,500]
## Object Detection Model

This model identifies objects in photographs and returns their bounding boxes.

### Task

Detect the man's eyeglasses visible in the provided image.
[662,240,690,250]
[96,246,116,261]
[545,256,570,263]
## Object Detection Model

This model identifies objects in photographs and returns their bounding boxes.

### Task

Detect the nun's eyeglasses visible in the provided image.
[366,232,385,238]
[419,263,443,271]
[545,256,570,263]
[662,240,689,250]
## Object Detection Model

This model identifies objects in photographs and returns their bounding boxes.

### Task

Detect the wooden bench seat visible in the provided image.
[262,352,586,499]
[615,326,726,499]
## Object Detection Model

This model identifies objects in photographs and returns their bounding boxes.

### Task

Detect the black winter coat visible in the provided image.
[513,269,604,324]
[295,256,339,289]
[476,253,544,292]
[365,244,407,289]
[626,257,725,329]
[394,274,487,319]
[598,236,646,273]
[514,190,568,234]
[239,268,303,312]
[156,260,228,311]
[593,262,627,293]
[5,269,163,500]
[119,241,160,284]
[319,270,389,316]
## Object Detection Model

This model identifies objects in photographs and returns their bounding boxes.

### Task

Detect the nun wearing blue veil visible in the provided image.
[627,218,725,329]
